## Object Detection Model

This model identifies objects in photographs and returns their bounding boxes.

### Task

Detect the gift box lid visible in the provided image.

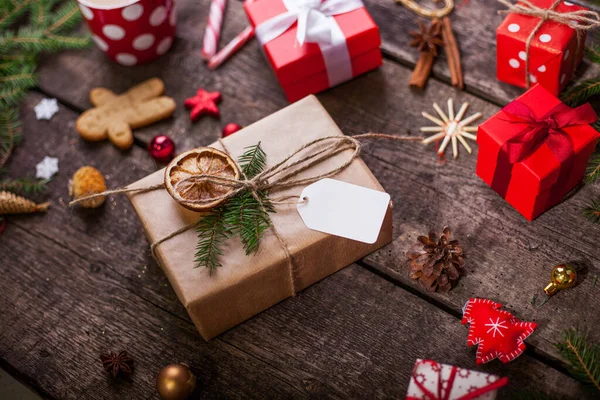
[477,84,599,193]
[496,0,586,70]
[244,0,381,86]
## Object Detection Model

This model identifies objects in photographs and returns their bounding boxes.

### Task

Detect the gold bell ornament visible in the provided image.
[532,263,577,307]
[156,363,197,400]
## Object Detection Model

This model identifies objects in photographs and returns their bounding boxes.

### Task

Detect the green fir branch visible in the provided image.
[585,44,600,64]
[0,177,48,194]
[587,153,600,184]
[194,143,274,269]
[0,62,36,90]
[194,206,230,273]
[0,0,35,30]
[0,108,21,168]
[555,329,600,393]
[561,78,600,107]
[46,1,82,34]
[583,199,600,224]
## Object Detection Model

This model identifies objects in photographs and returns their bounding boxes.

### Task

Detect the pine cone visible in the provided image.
[407,226,464,292]
[0,191,50,214]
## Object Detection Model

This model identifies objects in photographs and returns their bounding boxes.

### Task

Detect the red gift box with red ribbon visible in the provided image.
[477,84,598,220]
[244,0,382,102]
[496,0,589,95]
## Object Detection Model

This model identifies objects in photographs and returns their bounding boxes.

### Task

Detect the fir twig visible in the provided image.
[0,177,48,194]
[0,107,21,168]
[586,153,600,184]
[195,206,230,273]
[561,78,600,107]
[583,199,600,224]
[555,329,600,393]
[194,142,274,268]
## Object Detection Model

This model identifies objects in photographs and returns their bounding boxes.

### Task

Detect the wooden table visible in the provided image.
[2,0,600,398]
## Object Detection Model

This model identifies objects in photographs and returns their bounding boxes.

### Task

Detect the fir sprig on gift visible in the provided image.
[587,153,600,184]
[194,143,275,272]
[0,0,90,169]
[555,329,600,393]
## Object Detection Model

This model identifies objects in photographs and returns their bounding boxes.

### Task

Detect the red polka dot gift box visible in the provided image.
[405,359,508,400]
[496,0,589,96]
[78,0,176,66]
[476,84,598,221]
[244,0,382,103]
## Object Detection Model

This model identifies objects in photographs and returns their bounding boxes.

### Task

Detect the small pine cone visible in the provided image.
[70,166,106,208]
[0,191,50,214]
[407,226,464,292]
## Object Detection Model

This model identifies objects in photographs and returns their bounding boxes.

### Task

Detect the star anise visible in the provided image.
[100,350,134,377]
[409,20,444,56]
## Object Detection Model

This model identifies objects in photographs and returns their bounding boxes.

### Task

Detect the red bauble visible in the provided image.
[184,89,221,121]
[148,135,176,163]
[462,298,537,364]
[222,123,242,138]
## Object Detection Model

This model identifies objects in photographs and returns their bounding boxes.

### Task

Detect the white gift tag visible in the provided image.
[296,178,391,244]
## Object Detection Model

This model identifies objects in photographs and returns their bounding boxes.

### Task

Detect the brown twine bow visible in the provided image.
[498,0,600,88]
[70,132,423,296]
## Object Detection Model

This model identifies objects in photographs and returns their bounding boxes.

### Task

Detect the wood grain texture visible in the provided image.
[0,204,590,399]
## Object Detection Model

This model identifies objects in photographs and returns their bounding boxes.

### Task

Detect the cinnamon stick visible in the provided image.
[441,16,464,89]
[410,51,435,89]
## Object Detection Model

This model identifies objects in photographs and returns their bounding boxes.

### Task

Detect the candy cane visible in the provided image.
[207,26,255,70]
[201,0,227,60]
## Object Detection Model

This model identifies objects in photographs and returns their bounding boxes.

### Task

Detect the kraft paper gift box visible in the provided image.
[476,84,598,221]
[127,96,393,340]
[496,0,588,95]
[244,0,382,102]
[406,359,508,400]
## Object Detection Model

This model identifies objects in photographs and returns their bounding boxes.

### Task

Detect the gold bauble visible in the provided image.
[156,364,196,400]
[544,263,577,296]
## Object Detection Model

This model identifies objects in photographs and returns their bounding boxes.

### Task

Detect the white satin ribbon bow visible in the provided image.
[254,0,365,87]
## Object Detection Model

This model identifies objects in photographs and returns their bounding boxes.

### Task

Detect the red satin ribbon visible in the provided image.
[409,360,509,400]
[499,100,597,164]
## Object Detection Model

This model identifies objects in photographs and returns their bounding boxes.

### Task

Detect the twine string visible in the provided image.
[70,133,422,294]
[498,0,600,88]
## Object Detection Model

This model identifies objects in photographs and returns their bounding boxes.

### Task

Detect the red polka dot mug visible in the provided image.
[78,0,176,66]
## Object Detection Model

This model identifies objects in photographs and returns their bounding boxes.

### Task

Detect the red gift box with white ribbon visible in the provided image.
[476,84,598,220]
[406,359,508,400]
[496,0,590,95]
[244,0,382,102]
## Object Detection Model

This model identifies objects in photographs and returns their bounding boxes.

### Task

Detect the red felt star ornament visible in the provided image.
[462,298,537,364]
[184,89,221,121]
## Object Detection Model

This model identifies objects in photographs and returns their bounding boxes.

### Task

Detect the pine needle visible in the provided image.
[561,78,600,107]
[0,177,48,194]
[194,142,274,269]
[0,108,21,168]
[555,329,600,393]
[586,153,600,184]
[583,199,600,224]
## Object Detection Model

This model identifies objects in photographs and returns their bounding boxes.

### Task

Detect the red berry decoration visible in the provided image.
[149,135,176,163]
[222,123,242,138]
[184,88,221,121]
[462,298,537,365]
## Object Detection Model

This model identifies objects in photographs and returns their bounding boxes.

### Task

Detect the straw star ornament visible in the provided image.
[421,99,481,159]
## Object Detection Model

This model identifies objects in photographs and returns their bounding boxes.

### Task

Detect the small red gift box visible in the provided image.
[244,0,382,102]
[477,84,598,220]
[406,359,508,400]
[496,0,588,95]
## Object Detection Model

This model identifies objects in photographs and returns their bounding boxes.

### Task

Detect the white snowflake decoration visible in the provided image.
[34,98,59,120]
[36,156,59,180]
[421,99,482,159]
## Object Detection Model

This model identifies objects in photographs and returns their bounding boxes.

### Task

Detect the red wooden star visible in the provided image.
[184,89,221,121]
[462,298,537,364]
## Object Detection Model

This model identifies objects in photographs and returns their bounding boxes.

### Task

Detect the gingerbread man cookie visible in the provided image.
[76,78,176,150]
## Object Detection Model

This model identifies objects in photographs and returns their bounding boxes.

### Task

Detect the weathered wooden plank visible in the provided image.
[30,38,600,366]
[1,224,589,399]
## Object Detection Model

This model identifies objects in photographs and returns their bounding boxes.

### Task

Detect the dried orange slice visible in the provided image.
[164,147,240,211]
